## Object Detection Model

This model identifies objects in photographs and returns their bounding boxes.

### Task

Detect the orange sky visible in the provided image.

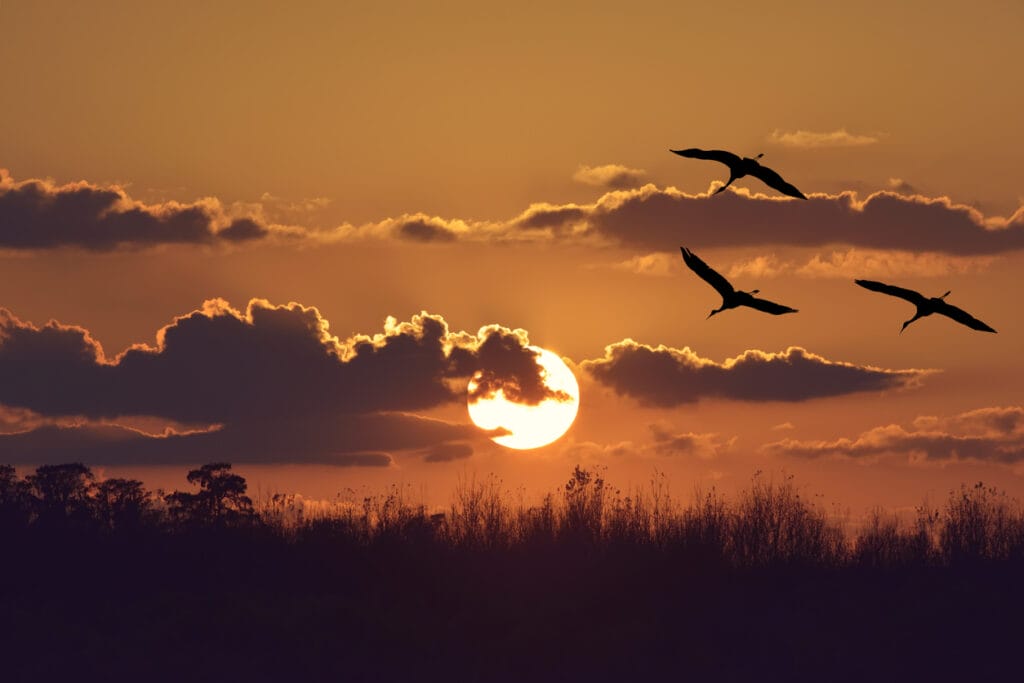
[1,1,1022,517]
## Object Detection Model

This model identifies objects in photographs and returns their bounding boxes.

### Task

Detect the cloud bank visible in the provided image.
[7,168,1024,257]
[0,169,273,250]
[582,342,929,406]
[764,406,1024,464]
[0,301,562,465]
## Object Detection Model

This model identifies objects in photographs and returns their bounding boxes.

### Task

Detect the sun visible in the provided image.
[467,346,580,450]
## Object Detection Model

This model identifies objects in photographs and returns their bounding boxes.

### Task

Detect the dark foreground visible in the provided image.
[1,464,1022,681]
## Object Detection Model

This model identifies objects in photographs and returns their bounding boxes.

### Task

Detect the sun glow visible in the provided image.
[467,347,580,450]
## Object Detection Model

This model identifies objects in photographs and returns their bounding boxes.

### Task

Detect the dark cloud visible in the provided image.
[560,425,727,461]
[0,301,563,465]
[763,406,1024,464]
[396,217,458,242]
[422,442,474,463]
[334,453,394,467]
[582,341,928,406]
[454,328,571,405]
[219,217,270,242]
[0,301,564,421]
[579,187,1024,255]
[0,412,471,466]
[0,170,273,250]
[12,168,1020,257]
[515,204,588,230]
[649,425,727,459]
[494,187,1024,255]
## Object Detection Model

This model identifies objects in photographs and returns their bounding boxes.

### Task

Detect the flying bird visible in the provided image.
[854,279,997,334]
[680,247,798,318]
[670,148,807,200]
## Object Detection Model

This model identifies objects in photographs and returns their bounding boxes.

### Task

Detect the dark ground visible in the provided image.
[2,528,1021,683]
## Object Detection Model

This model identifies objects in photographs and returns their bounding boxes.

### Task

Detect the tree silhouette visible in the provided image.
[93,477,153,530]
[166,462,255,525]
[26,462,95,527]
[0,464,31,529]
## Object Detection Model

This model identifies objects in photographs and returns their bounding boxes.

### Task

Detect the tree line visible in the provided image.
[0,461,254,532]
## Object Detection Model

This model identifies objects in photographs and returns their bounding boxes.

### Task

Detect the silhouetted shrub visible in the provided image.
[730,472,846,567]
[940,482,1024,563]
[855,506,937,568]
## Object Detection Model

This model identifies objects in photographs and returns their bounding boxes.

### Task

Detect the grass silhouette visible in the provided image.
[2,462,1023,680]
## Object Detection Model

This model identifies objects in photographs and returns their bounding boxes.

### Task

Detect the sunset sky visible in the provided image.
[2,1,1022,515]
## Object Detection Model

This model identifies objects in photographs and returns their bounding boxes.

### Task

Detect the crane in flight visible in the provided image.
[670,148,807,200]
[680,247,798,318]
[854,279,997,333]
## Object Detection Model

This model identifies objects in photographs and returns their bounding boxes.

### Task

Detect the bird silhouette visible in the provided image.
[670,148,807,200]
[854,279,997,333]
[680,247,798,318]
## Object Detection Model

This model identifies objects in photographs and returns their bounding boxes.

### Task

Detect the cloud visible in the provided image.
[581,342,930,407]
[763,406,1024,464]
[592,252,677,277]
[0,169,276,251]
[886,177,919,195]
[769,128,880,148]
[218,217,270,242]
[727,254,789,279]
[0,413,471,466]
[648,424,731,459]
[572,186,1024,256]
[10,168,1024,257]
[0,300,571,421]
[726,249,995,279]
[0,300,565,465]
[794,249,995,278]
[374,187,1024,256]
[422,442,474,463]
[395,216,459,243]
[573,164,648,189]
[561,425,730,462]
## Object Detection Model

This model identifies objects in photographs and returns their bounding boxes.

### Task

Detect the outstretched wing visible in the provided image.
[746,296,798,315]
[855,279,927,306]
[680,247,734,297]
[935,301,997,333]
[748,163,807,200]
[670,148,741,168]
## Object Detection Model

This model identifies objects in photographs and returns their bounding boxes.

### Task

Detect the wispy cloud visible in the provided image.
[573,164,647,189]
[727,249,996,279]
[763,406,1024,464]
[586,252,677,277]
[727,254,789,279]
[769,128,880,148]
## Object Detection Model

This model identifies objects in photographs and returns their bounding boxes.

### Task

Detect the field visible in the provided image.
[2,463,1022,681]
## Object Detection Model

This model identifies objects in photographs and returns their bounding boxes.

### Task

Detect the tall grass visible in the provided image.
[253,467,1024,568]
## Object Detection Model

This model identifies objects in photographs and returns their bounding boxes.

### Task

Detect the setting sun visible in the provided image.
[466,347,580,449]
